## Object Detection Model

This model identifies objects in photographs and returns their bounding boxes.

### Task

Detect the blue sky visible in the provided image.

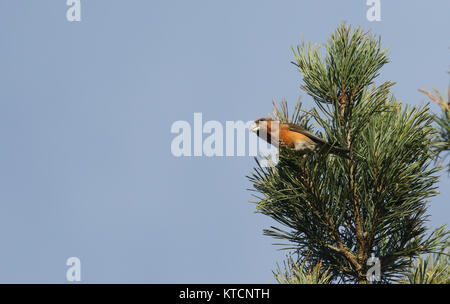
[0,0,448,283]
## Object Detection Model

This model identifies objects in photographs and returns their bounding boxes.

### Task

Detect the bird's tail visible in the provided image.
[322,143,350,159]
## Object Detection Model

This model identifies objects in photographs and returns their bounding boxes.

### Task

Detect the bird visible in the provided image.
[249,118,349,158]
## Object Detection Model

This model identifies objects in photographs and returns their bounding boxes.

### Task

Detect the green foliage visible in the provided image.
[397,245,450,284]
[292,24,390,111]
[248,23,445,283]
[419,87,450,171]
[273,255,332,284]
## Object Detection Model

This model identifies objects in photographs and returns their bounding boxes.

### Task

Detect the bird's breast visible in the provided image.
[279,129,313,147]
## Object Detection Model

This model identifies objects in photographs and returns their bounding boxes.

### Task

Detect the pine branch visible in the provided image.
[248,23,444,283]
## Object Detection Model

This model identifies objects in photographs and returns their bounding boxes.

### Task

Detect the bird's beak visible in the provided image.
[249,122,259,133]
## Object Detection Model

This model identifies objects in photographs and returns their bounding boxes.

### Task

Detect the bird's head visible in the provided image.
[249,118,273,134]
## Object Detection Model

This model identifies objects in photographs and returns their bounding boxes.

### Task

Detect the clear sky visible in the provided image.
[0,0,448,283]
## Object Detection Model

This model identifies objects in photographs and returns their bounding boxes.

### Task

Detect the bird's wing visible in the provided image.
[285,123,329,145]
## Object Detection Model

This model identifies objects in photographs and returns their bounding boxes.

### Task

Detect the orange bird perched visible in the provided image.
[250,118,349,158]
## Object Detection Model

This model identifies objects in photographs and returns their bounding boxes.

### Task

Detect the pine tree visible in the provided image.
[396,248,450,284]
[248,23,449,284]
[419,80,450,171]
